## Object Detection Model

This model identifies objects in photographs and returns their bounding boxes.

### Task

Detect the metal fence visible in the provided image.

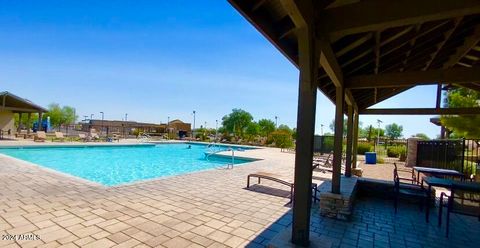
[314,135,334,154]
[416,139,480,176]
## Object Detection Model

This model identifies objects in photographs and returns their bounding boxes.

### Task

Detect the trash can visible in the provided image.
[365,152,377,164]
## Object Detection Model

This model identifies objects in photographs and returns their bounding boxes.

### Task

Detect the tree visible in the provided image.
[413,133,430,140]
[14,113,39,129]
[361,125,385,141]
[441,88,480,138]
[329,118,347,137]
[221,108,253,138]
[258,119,276,138]
[277,124,292,133]
[385,123,403,140]
[44,103,77,128]
[245,122,260,141]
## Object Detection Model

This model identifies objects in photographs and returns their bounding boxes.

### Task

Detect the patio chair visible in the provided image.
[438,186,480,237]
[312,153,346,174]
[394,163,416,184]
[393,168,428,214]
[247,172,318,203]
[53,131,66,142]
[34,131,46,142]
[78,133,88,142]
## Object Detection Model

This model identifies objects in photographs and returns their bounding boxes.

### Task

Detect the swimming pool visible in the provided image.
[0,143,256,186]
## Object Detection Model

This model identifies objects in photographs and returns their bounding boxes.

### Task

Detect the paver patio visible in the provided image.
[0,142,479,247]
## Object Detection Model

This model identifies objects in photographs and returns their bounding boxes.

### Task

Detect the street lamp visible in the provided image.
[90,114,94,120]
[192,110,196,139]
[215,119,218,141]
[376,119,383,152]
[100,112,104,136]
[275,116,278,128]
[167,116,170,139]
[321,124,324,136]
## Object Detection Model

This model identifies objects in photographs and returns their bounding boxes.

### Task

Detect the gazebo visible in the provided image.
[228,0,480,246]
[0,91,48,137]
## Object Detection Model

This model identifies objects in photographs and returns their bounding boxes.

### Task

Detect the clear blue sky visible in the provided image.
[0,0,440,138]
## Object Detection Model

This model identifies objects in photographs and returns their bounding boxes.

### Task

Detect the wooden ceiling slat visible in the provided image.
[424,18,462,70]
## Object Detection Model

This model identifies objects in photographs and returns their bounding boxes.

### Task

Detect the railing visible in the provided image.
[416,139,480,176]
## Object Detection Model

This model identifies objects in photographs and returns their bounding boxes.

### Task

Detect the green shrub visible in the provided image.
[387,147,400,157]
[377,156,385,164]
[387,146,407,158]
[270,130,294,148]
[357,143,373,155]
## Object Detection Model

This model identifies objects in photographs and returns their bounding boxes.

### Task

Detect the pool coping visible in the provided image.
[0,142,266,189]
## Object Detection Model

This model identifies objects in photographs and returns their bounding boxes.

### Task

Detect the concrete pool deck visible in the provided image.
[0,140,306,247]
[1,140,479,247]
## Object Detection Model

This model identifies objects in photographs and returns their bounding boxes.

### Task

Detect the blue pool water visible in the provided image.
[0,143,255,186]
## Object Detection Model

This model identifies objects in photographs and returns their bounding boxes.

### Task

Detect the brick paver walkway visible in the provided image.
[1,143,478,247]
[0,145,302,247]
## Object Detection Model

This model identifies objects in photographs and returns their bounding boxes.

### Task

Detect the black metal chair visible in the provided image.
[438,186,480,237]
[394,162,416,184]
[393,168,428,214]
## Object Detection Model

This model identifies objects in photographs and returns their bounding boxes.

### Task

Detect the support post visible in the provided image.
[17,113,23,133]
[345,105,354,177]
[38,112,43,131]
[352,111,359,168]
[332,86,345,194]
[27,113,32,135]
[291,26,318,246]
[436,83,442,109]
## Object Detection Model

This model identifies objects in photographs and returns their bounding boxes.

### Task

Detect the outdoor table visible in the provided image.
[423,177,480,222]
[413,166,464,183]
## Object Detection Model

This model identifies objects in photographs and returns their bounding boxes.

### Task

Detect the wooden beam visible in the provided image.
[318,0,480,41]
[400,24,422,72]
[345,105,354,177]
[352,110,359,169]
[345,66,480,89]
[332,86,344,194]
[374,31,380,74]
[424,18,462,70]
[291,25,318,246]
[336,33,373,57]
[319,37,357,108]
[359,108,480,115]
[319,38,343,88]
[436,83,442,109]
[443,24,480,68]
[282,0,315,27]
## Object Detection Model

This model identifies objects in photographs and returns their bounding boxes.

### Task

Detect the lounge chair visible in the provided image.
[247,172,318,203]
[78,133,88,142]
[89,130,100,141]
[34,131,46,142]
[312,153,342,173]
[53,131,66,142]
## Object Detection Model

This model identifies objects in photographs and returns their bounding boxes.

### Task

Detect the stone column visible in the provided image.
[406,137,419,167]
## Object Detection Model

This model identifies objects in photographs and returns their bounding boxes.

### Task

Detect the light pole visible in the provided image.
[167,116,170,139]
[124,113,128,138]
[376,119,383,152]
[275,116,278,128]
[192,110,196,139]
[90,114,94,120]
[321,124,324,136]
[215,120,218,142]
[100,112,104,136]
[83,115,88,123]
